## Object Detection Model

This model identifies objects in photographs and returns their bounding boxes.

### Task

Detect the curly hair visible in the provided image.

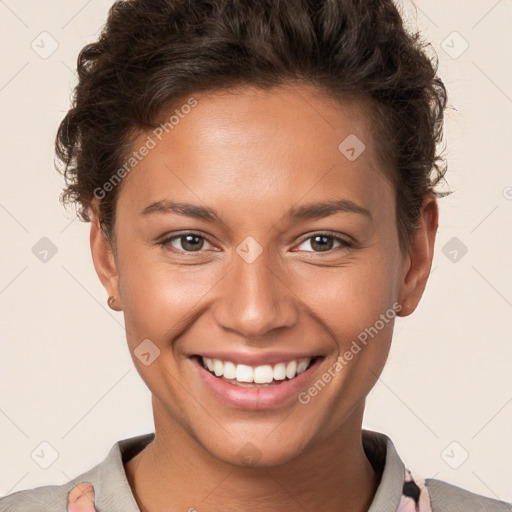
[55,0,448,252]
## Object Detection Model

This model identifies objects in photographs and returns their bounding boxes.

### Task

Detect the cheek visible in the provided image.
[119,254,222,346]
[119,247,402,340]
[290,257,399,440]
[293,251,401,338]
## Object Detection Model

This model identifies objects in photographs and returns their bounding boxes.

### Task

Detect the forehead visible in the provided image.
[117,85,394,224]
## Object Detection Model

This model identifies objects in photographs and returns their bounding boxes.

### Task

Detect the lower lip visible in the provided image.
[191,356,323,411]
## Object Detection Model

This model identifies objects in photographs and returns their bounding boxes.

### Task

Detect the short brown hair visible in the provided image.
[55,0,448,251]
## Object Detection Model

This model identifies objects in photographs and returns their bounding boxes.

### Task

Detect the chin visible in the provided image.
[198,427,313,469]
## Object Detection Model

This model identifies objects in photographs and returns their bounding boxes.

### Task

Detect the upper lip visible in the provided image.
[192,352,323,366]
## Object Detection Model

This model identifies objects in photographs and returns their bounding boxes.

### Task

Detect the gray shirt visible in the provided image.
[1,429,510,511]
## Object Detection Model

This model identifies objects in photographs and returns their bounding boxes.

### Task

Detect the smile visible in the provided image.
[199,356,316,386]
[191,354,324,410]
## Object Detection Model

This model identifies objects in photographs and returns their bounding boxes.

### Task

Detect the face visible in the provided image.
[91,84,437,467]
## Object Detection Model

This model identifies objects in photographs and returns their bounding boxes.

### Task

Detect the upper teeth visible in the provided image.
[201,357,311,384]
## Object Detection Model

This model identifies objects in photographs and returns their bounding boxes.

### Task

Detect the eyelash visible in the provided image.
[158,231,352,254]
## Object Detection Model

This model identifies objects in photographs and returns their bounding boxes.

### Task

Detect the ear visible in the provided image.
[397,193,439,317]
[89,201,122,311]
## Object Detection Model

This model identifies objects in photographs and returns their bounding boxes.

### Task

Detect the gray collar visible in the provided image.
[364,429,406,511]
[84,429,405,512]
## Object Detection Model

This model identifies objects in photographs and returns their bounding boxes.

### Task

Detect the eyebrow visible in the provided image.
[140,198,372,223]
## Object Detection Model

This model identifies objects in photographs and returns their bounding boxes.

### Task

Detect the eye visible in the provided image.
[159,232,214,252]
[295,232,352,253]
[158,231,351,254]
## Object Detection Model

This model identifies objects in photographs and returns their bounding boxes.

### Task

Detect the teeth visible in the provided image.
[297,359,309,374]
[213,359,223,377]
[201,356,312,384]
[253,365,274,384]
[285,360,297,379]
[205,358,215,372]
[273,362,287,380]
[235,364,253,382]
[223,361,236,380]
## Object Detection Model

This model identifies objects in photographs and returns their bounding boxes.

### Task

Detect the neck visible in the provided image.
[125,400,380,512]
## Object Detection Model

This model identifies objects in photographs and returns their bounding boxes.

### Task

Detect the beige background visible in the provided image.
[1,0,511,503]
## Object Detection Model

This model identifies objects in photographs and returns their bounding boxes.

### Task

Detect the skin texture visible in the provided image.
[67,482,96,511]
[88,84,438,511]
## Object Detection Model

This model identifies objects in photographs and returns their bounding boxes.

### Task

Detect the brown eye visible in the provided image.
[310,235,335,252]
[178,234,205,251]
[160,233,213,252]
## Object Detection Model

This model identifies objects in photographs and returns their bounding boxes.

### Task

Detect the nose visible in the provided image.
[212,246,299,339]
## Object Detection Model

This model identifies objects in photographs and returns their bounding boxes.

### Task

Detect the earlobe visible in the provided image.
[397,194,439,317]
[89,206,122,311]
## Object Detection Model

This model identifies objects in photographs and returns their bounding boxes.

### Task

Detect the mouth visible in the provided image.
[194,355,320,387]
[190,354,324,410]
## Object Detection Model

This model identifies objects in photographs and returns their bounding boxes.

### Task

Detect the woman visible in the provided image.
[1,0,509,511]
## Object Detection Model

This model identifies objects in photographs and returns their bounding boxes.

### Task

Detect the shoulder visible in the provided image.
[0,442,109,511]
[0,433,153,512]
[0,482,78,512]
[425,478,512,512]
